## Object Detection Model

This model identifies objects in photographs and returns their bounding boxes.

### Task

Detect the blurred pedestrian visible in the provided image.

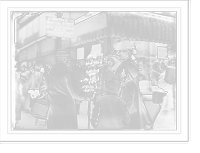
[151,59,163,85]
[71,60,85,114]
[97,50,120,98]
[11,62,23,129]
[160,60,168,71]
[153,44,177,130]
[19,69,32,112]
[28,61,43,110]
[40,49,93,130]
[91,76,130,130]
[44,64,52,72]
[40,66,45,74]
[119,64,143,130]
[113,36,152,128]
[138,58,149,80]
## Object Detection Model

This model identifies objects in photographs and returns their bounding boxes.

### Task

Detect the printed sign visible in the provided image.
[157,46,168,59]
[46,16,74,38]
[77,47,84,59]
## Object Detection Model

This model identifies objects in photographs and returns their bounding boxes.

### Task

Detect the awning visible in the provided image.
[70,28,107,46]
[108,12,176,44]
[70,12,108,46]
[70,12,176,47]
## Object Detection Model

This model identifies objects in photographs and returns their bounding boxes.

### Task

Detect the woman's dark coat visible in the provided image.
[40,62,92,129]
[119,80,141,130]
[115,57,152,129]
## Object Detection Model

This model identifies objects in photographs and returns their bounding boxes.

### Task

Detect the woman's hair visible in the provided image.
[105,76,121,94]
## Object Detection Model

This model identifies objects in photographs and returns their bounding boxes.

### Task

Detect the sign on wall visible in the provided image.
[90,44,101,57]
[157,46,168,59]
[77,47,84,59]
[46,16,74,38]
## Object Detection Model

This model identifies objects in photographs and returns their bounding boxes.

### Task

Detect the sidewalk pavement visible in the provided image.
[15,100,160,130]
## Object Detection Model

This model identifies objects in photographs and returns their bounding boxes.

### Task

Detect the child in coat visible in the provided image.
[91,76,130,130]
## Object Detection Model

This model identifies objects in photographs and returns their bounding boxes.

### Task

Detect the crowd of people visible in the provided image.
[14,36,176,130]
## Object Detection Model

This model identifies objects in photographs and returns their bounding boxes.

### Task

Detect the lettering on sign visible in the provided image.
[46,16,74,38]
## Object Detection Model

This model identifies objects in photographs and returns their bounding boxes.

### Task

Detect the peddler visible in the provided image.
[47,51,86,130]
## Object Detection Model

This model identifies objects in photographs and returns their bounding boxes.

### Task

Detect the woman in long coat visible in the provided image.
[119,64,143,130]
[113,36,152,127]
[40,49,92,130]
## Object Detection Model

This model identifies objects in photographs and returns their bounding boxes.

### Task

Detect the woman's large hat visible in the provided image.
[113,36,137,50]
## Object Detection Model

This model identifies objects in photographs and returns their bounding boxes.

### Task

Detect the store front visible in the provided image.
[62,12,176,73]
[18,12,176,71]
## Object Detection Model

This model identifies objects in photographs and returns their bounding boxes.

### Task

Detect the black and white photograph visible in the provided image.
[0,0,190,144]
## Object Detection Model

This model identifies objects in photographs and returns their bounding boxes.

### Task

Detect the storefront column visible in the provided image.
[55,12,64,52]
[56,37,62,51]
[147,42,151,80]
[106,37,113,56]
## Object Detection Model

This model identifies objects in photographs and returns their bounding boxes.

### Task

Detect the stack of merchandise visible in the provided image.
[81,53,104,93]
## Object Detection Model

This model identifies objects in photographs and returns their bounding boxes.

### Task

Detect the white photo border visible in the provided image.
[0,0,190,142]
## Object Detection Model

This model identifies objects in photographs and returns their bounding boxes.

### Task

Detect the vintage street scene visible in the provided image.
[13,11,176,130]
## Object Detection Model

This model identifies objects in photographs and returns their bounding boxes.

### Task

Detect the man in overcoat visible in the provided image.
[40,49,93,130]
[119,64,143,130]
